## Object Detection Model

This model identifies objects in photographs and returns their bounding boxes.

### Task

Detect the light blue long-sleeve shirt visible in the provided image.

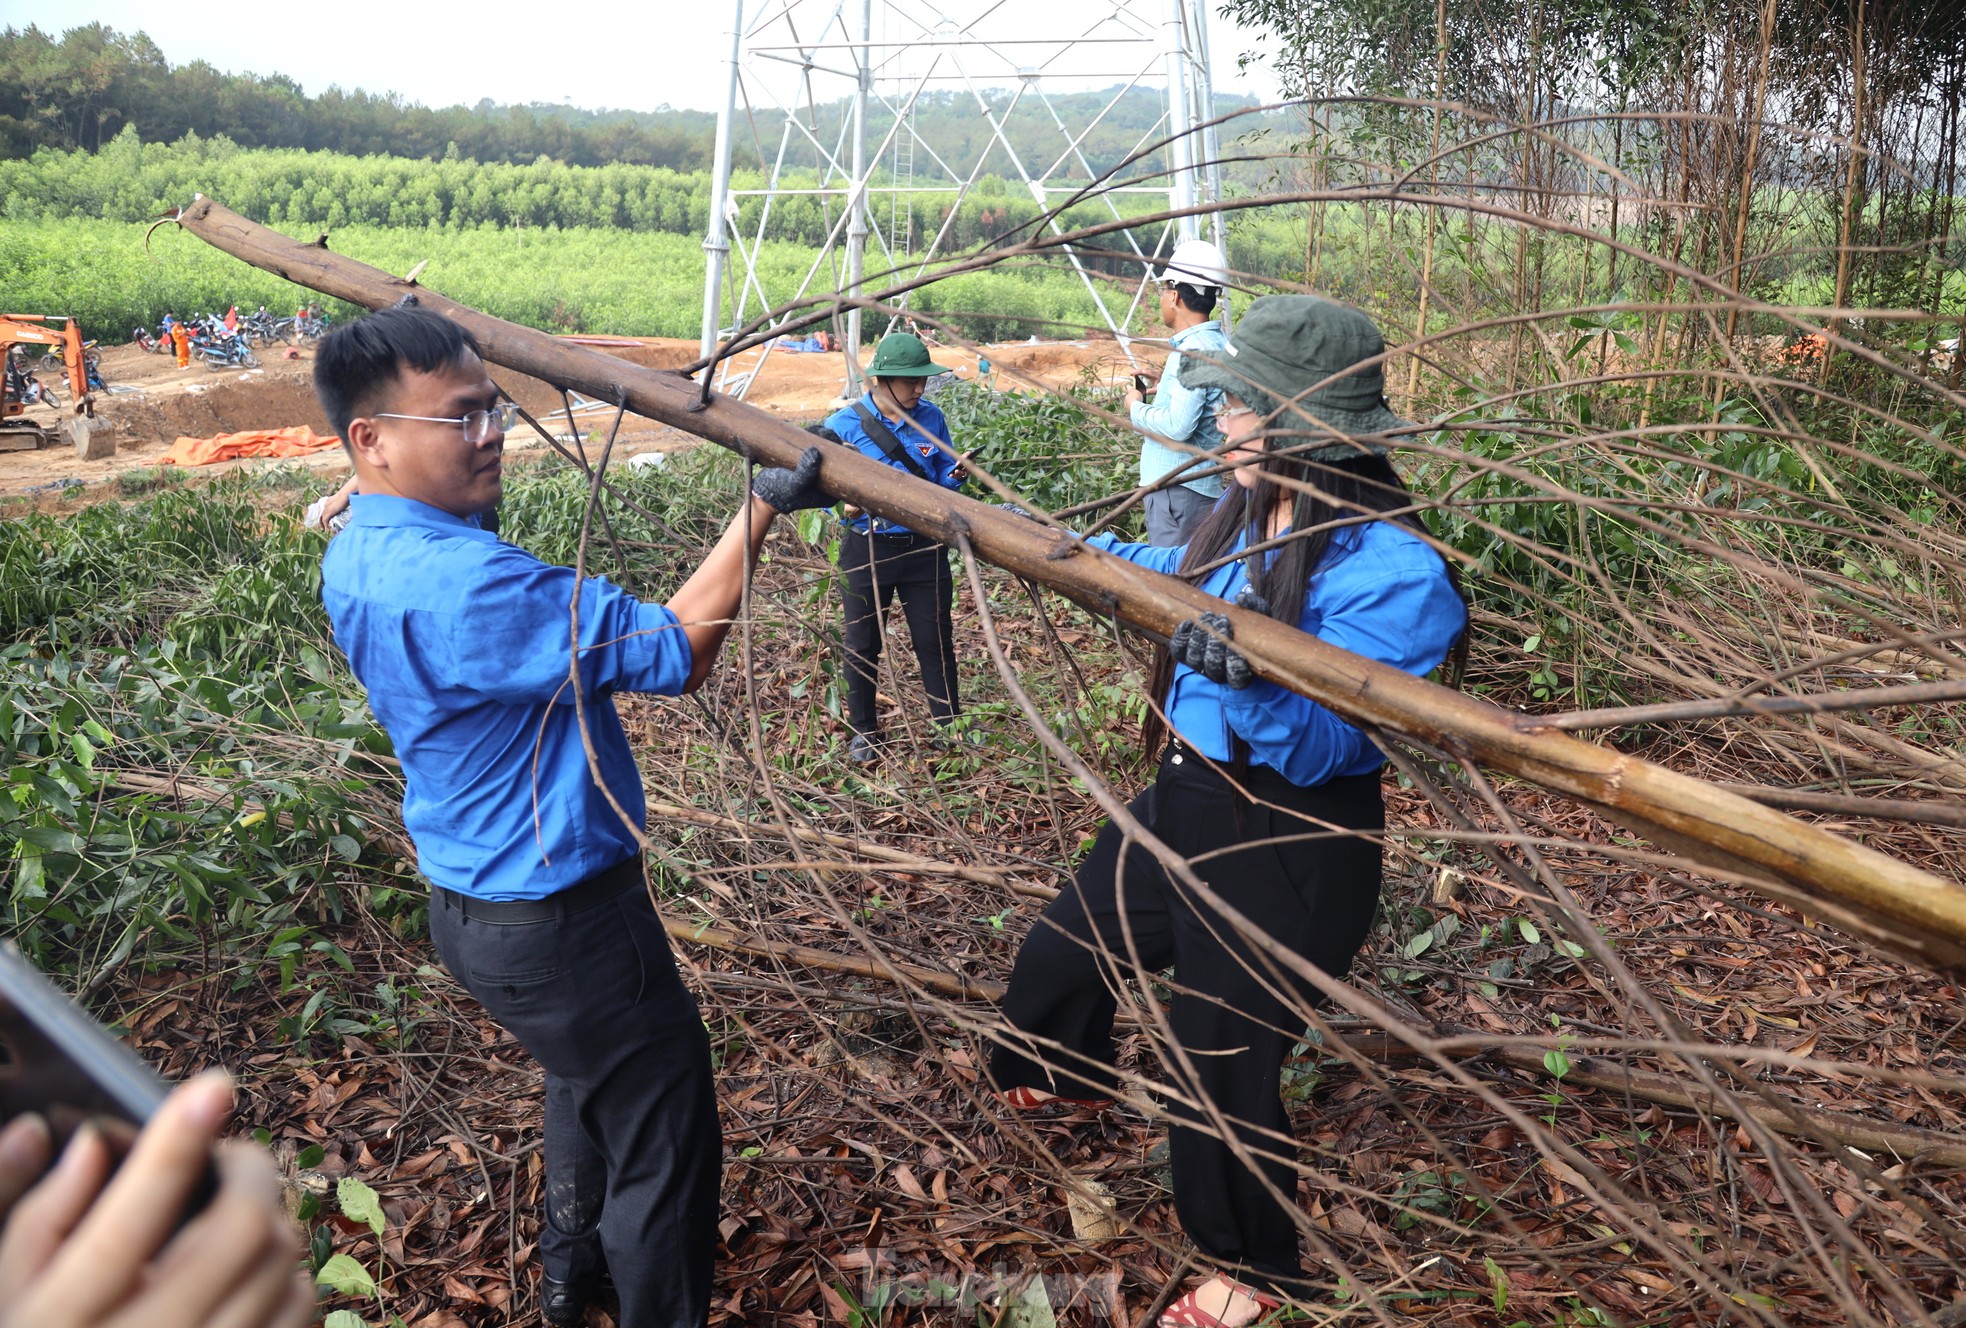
[1087,521,1464,786]
[1129,320,1228,498]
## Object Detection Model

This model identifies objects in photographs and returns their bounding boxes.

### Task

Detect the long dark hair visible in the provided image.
[1142,445,1470,762]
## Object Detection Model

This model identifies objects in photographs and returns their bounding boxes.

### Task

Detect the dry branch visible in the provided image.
[171,195,1966,976]
[1509,1048,1966,1169]
[665,902,1966,1169]
[109,762,1966,1183]
[644,798,1046,895]
[661,916,1000,1002]
[1720,786,1966,832]
[1549,679,1966,730]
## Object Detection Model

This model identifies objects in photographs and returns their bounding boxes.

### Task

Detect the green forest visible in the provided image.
[0,132,1183,252]
[0,22,1258,179]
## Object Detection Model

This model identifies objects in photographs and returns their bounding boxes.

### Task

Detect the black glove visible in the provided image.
[1234,585,1272,617]
[1169,611,1254,689]
[752,446,831,513]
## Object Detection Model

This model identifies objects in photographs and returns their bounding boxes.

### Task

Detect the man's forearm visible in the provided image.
[1131,379,1205,441]
[666,495,778,691]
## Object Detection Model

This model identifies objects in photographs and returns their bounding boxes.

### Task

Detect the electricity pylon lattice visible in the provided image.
[698,0,1227,397]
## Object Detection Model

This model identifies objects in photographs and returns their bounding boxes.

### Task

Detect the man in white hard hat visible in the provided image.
[1124,237,1232,546]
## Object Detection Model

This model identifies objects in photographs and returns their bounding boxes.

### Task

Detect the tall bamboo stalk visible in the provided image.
[1824,0,1868,386]
[1403,0,1448,398]
[1720,0,1780,353]
[1640,53,1697,430]
[1306,104,1329,288]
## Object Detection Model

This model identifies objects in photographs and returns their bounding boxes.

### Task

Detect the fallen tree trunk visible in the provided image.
[172,195,1966,975]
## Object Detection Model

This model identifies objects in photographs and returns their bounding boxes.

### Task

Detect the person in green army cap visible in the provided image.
[819,333,972,763]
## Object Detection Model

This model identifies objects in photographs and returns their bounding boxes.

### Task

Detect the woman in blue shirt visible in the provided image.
[990,296,1467,1327]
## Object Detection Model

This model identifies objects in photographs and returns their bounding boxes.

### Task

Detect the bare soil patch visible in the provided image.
[1,336,1138,502]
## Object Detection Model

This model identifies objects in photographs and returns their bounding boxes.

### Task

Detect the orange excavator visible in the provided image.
[1,314,94,451]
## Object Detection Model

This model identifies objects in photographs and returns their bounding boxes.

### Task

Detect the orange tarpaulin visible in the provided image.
[157,426,342,467]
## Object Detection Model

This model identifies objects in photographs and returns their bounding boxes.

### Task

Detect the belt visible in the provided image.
[436,856,643,925]
[1164,737,1277,782]
[850,525,928,542]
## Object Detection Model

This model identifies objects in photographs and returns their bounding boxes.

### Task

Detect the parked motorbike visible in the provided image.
[196,330,260,371]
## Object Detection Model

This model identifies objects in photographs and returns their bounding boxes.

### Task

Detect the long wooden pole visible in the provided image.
[172,196,1966,974]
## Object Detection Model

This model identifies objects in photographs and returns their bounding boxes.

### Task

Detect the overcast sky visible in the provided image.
[58,0,1283,116]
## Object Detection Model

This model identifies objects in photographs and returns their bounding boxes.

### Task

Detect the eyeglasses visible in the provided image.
[373,401,519,444]
[1213,401,1259,423]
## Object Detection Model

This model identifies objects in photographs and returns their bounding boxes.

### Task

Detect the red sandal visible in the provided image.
[1157,1278,1282,1328]
[995,1084,1115,1114]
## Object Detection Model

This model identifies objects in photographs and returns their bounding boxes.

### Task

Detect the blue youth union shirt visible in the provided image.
[1088,519,1465,787]
[321,495,693,900]
[823,393,964,536]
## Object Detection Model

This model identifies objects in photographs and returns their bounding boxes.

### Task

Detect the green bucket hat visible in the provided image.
[1179,294,1411,460]
[866,332,949,378]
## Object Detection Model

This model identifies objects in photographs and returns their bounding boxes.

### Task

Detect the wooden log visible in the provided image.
[171,196,1966,975]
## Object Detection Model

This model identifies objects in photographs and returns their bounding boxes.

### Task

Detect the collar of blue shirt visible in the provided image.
[345,492,496,537]
[1168,320,1224,349]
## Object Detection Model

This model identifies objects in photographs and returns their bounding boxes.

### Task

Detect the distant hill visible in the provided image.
[0,23,1277,182]
[0,24,724,168]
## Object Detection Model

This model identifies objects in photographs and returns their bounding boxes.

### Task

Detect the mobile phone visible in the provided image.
[1132,373,1152,393]
[0,943,213,1212]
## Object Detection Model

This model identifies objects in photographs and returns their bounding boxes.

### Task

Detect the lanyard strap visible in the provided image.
[853,402,932,482]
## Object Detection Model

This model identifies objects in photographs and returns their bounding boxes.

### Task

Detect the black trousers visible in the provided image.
[991,748,1384,1294]
[430,861,719,1328]
[838,528,960,736]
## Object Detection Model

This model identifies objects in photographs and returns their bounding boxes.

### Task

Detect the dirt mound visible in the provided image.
[110,369,333,444]
[991,342,1141,378]
[604,342,704,372]
[0,334,1128,498]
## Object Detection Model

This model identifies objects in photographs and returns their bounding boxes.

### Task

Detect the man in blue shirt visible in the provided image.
[1123,238,1231,546]
[822,333,968,763]
[312,306,830,1328]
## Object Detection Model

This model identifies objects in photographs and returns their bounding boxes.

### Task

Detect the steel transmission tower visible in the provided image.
[698,0,1228,397]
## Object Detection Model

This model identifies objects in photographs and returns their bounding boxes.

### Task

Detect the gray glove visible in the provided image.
[752,446,831,513]
[1169,611,1254,688]
[1234,585,1272,616]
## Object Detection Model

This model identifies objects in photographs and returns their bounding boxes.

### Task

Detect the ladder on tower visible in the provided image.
[890,131,915,261]
[881,130,918,338]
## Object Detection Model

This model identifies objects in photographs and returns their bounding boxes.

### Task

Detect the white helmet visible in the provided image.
[1151,238,1229,289]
